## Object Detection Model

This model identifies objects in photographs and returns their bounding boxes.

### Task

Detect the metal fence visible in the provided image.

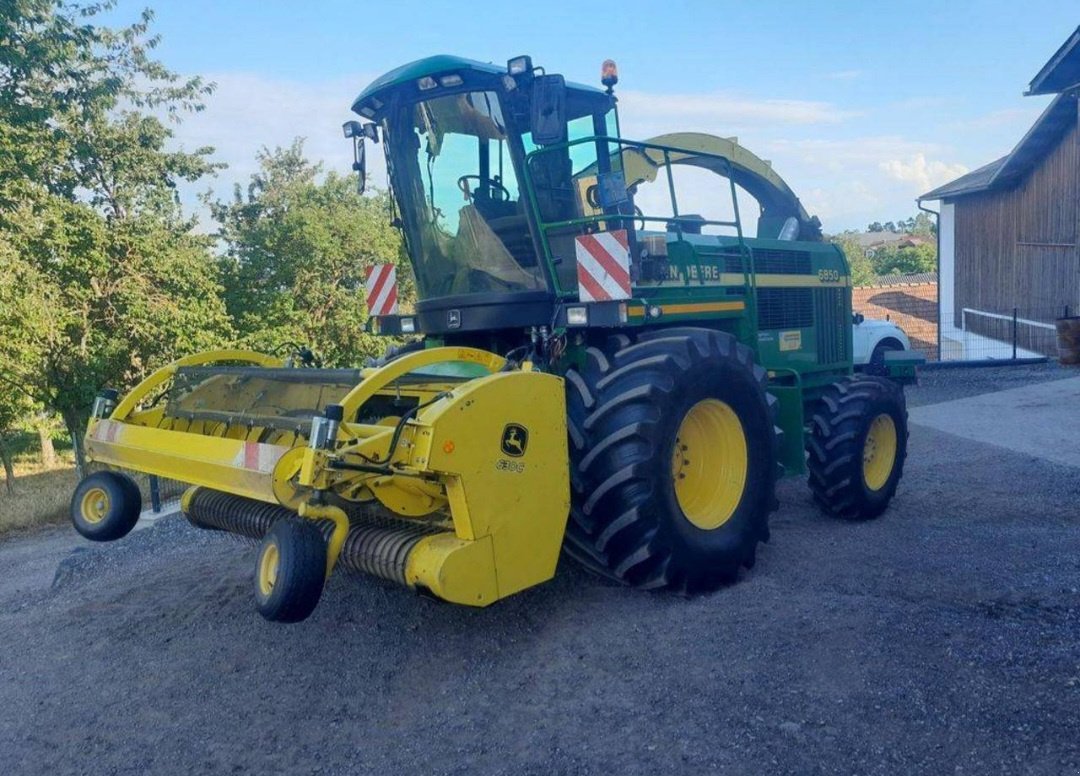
[853,288,1071,363]
[940,305,1069,362]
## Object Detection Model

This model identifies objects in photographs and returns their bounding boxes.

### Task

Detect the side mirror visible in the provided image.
[530,74,567,146]
[352,137,366,194]
[344,121,378,194]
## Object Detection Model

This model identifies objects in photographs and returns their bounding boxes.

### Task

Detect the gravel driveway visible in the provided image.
[1,365,1078,775]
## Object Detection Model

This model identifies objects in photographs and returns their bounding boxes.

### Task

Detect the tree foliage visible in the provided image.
[865,213,936,236]
[0,1,231,471]
[829,234,877,287]
[212,142,408,367]
[868,243,936,276]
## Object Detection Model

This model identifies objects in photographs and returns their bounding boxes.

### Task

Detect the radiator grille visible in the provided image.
[717,248,813,275]
[751,249,813,274]
[814,287,849,364]
[757,288,813,330]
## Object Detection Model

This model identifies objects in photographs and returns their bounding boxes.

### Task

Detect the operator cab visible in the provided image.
[348,55,616,334]
[347,55,824,338]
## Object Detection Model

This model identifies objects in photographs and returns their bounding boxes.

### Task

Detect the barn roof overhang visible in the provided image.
[919,92,1077,202]
[1027,26,1080,96]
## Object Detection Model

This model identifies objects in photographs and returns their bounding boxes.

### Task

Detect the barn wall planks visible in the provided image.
[951,117,1079,321]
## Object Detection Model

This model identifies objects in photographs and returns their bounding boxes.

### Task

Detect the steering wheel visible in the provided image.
[457,175,511,202]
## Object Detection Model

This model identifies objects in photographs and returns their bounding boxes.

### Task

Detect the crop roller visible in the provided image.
[71,346,569,621]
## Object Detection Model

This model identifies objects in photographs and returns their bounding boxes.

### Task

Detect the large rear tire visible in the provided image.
[564,328,780,594]
[806,375,908,520]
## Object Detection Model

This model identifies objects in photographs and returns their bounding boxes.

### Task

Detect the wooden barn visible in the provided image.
[920,27,1080,358]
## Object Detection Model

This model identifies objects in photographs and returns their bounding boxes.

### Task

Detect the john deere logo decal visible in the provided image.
[500,424,528,457]
[447,309,461,329]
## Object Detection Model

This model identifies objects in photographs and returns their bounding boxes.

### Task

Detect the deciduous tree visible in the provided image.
[0,1,231,473]
[212,142,409,367]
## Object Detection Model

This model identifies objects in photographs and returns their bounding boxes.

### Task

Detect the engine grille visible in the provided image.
[751,249,813,274]
[718,248,813,275]
[757,288,813,330]
[814,287,849,364]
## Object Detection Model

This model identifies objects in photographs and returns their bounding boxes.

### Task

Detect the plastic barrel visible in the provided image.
[1055,316,1080,366]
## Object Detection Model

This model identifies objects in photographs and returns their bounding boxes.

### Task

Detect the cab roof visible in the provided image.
[351,54,604,115]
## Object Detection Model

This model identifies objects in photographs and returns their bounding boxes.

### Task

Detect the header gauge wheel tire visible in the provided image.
[254,519,327,623]
[70,471,142,542]
[807,375,908,520]
[564,328,781,594]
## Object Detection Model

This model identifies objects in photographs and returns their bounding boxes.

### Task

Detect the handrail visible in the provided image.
[524,135,750,299]
[961,307,1056,331]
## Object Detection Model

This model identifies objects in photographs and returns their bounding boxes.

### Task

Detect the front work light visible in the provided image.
[342,120,362,138]
[507,55,533,76]
[439,74,463,87]
[417,76,438,91]
[566,306,588,326]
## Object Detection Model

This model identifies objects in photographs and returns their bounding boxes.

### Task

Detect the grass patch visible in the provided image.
[0,466,78,536]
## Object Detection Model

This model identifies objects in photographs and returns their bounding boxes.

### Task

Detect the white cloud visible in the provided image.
[879,153,968,192]
[168,71,382,225]
[824,69,863,81]
[164,72,958,232]
[618,90,858,136]
[945,106,1043,132]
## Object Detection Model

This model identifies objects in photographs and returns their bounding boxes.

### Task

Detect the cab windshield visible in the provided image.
[384,90,544,299]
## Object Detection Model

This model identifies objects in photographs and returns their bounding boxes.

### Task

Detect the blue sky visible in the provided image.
[107,0,1078,231]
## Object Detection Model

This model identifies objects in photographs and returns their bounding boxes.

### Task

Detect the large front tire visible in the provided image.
[564,328,780,594]
[806,375,909,520]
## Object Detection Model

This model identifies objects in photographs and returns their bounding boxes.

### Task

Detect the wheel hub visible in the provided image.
[672,399,748,530]
[258,542,280,596]
[80,487,110,524]
[863,413,898,491]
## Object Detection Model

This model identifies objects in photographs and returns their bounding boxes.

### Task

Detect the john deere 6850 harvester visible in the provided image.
[70,55,917,622]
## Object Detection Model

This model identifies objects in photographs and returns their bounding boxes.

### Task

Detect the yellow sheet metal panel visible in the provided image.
[413,371,570,600]
[86,419,283,503]
[111,350,282,421]
[338,346,506,421]
[405,533,498,606]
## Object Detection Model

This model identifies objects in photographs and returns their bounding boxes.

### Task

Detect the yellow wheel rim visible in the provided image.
[863,413,898,491]
[258,542,280,597]
[672,399,748,530]
[80,487,110,524]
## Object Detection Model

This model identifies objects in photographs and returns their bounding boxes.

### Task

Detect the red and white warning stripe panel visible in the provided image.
[574,230,632,302]
[364,264,398,316]
[233,441,287,474]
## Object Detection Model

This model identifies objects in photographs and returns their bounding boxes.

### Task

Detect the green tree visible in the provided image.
[829,233,876,287]
[871,243,936,276]
[0,1,231,473]
[911,211,936,236]
[212,142,409,366]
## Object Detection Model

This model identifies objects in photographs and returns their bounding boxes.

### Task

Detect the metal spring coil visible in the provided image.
[185,489,448,586]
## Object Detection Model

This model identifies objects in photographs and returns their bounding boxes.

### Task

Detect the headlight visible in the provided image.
[400,317,416,334]
[566,306,588,326]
